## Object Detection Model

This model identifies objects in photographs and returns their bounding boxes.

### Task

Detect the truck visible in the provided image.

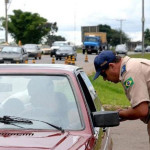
[82,32,107,54]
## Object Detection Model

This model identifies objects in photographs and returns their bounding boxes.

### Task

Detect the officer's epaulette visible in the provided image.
[121,65,126,76]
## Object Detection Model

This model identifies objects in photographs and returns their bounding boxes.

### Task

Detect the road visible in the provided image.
[28,53,149,150]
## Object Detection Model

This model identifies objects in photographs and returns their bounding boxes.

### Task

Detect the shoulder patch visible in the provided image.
[124,77,134,89]
[121,65,126,76]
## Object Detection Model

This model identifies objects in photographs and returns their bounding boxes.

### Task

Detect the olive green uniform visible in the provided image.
[119,56,150,140]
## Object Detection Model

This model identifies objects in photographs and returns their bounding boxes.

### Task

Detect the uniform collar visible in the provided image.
[119,56,131,80]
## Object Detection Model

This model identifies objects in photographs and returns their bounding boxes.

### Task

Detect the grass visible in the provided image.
[76,48,82,53]
[89,53,150,109]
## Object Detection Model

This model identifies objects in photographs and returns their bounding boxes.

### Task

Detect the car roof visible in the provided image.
[0,64,82,74]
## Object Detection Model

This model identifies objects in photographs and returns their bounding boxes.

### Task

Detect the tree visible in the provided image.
[1,9,58,44]
[97,24,130,46]
[144,28,150,46]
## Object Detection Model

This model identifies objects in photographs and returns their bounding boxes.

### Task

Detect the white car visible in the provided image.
[41,45,51,55]
[146,46,150,52]
[115,44,128,55]
[50,41,69,57]
[134,45,145,52]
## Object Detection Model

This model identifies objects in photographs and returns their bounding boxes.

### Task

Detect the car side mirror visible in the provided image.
[92,111,120,127]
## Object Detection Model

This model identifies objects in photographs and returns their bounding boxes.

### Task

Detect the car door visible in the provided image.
[76,71,112,150]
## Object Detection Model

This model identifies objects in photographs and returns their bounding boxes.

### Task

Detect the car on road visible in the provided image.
[145,46,150,52]
[0,64,120,149]
[23,44,42,59]
[134,45,143,52]
[50,41,69,57]
[115,44,128,55]
[0,46,28,63]
[55,45,77,60]
[41,45,51,55]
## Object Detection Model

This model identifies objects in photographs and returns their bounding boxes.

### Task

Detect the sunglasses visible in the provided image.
[101,70,107,78]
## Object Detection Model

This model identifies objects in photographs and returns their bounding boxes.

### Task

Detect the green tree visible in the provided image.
[144,28,150,45]
[1,9,58,44]
[97,24,130,46]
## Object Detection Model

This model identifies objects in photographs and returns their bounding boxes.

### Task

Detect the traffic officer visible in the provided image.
[93,50,150,142]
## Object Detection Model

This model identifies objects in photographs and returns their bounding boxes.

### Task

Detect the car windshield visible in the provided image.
[59,46,73,51]
[116,45,126,50]
[136,45,142,49]
[24,45,38,50]
[0,75,82,130]
[1,47,21,53]
[41,45,50,48]
[52,43,68,46]
[146,46,150,49]
[85,37,98,42]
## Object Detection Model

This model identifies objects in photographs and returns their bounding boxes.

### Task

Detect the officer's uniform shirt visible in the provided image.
[119,56,150,108]
[119,56,150,139]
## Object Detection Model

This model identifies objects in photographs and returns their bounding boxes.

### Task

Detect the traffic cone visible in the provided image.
[85,53,88,62]
[68,56,71,64]
[52,55,55,64]
[32,59,35,63]
[64,57,68,64]
[25,60,28,64]
[71,56,75,65]
[18,40,22,46]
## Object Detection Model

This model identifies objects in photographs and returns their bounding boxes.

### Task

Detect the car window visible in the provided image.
[41,45,50,48]
[1,47,21,53]
[0,75,82,130]
[59,46,72,51]
[52,42,68,46]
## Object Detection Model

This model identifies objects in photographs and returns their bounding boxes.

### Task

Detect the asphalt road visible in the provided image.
[28,53,150,150]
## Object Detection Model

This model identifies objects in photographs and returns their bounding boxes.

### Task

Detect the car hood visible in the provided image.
[0,130,92,149]
[0,52,21,58]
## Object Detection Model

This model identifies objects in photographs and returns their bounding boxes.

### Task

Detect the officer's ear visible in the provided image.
[109,63,115,69]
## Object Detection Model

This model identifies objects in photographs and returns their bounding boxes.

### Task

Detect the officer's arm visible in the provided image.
[118,101,149,120]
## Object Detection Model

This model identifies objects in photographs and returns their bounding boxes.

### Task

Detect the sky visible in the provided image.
[0,0,150,45]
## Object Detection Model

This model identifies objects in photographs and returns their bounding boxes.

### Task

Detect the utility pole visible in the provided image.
[5,0,9,43]
[142,0,145,55]
[116,19,125,44]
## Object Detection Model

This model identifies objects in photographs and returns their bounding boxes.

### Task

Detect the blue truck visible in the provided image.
[82,32,107,54]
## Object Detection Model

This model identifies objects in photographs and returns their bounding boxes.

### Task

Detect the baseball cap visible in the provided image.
[93,50,116,80]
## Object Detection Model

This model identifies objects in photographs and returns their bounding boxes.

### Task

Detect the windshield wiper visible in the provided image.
[30,118,64,133]
[0,116,33,128]
[0,116,64,133]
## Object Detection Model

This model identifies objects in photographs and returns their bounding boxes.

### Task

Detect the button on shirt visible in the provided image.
[119,56,150,108]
